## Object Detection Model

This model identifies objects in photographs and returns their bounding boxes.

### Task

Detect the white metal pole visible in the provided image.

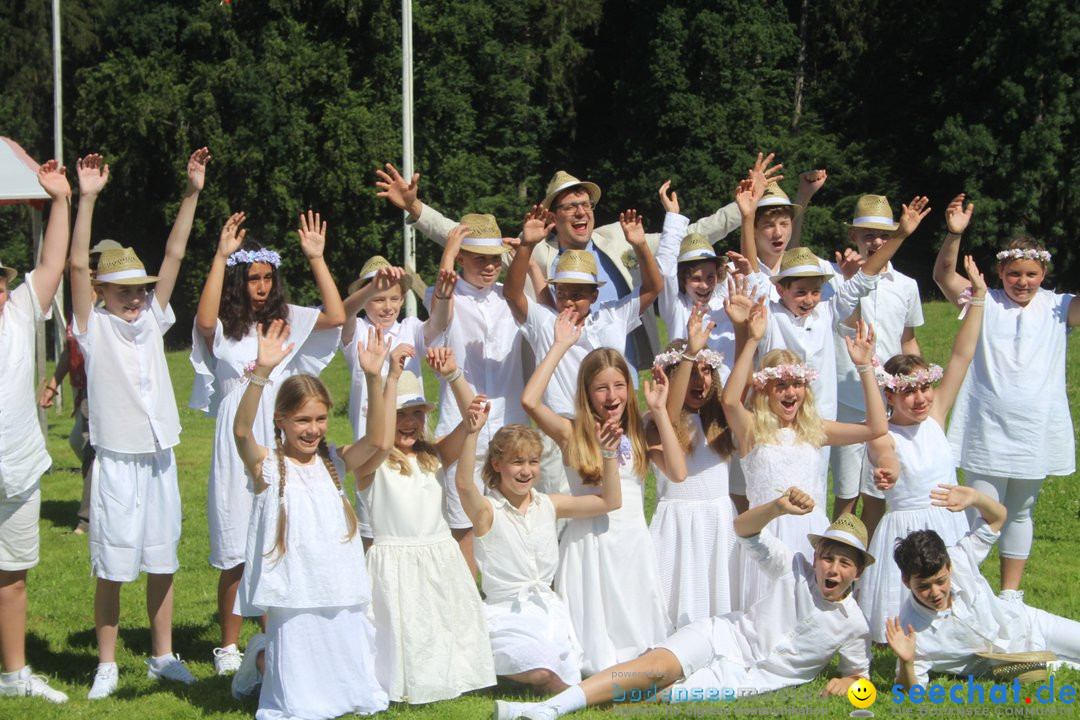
[402,0,416,317]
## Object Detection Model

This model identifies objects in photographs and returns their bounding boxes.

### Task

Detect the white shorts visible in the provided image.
[657,617,749,697]
[0,485,41,571]
[90,448,181,582]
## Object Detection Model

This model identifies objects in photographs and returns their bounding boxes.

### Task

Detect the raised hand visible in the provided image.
[465,395,491,433]
[388,343,415,379]
[723,275,756,326]
[885,617,917,664]
[433,267,458,300]
[929,484,978,513]
[726,251,752,277]
[76,154,109,197]
[777,487,815,515]
[897,195,931,237]
[255,319,295,371]
[373,266,407,292]
[643,364,670,411]
[874,466,898,492]
[658,180,680,214]
[596,418,623,453]
[734,178,758,218]
[749,151,784,189]
[945,193,974,235]
[357,325,390,376]
[843,319,876,366]
[426,346,458,377]
[835,247,865,280]
[186,147,212,193]
[217,212,247,258]
[37,159,70,199]
[553,308,583,347]
[798,169,828,198]
[686,303,715,354]
[963,255,987,297]
[619,209,645,247]
[442,223,470,268]
[746,295,768,341]
[522,204,555,247]
[297,209,327,260]
[374,162,420,213]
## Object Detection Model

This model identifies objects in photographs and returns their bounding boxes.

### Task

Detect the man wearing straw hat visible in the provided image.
[0,160,72,705]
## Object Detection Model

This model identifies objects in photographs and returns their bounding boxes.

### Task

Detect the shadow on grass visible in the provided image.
[40,498,80,529]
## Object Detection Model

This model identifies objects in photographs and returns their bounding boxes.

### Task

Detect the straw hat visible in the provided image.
[542,170,601,211]
[757,183,803,212]
[976,651,1057,684]
[770,246,834,284]
[677,233,720,264]
[0,259,16,282]
[846,195,899,232]
[548,250,606,286]
[94,248,159,285]
[395,371,435,412]
[347,255,416,296]
[807,513,875,566]
[89,239,124,256]
[459,213,508,256]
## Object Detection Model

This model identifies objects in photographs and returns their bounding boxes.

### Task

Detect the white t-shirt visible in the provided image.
[342,315,426,440]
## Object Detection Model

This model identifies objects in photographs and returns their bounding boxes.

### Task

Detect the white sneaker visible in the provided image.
[213,645,243,676]
[146,654,196,684]
[999,589,1025,604]
[231,633,267,699]
[522,706,558,720]
[88,663,118,700]
[495,700,531,720]
[0,666,69,704]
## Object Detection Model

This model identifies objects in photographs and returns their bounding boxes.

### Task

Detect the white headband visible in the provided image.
[95,268,151,282]
[851,215,896,226]
[550,270,599,283]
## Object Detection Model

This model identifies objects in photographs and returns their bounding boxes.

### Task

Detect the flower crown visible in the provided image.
[752,363,818,390]
[996,248,1051,263]
[654,347,725,370]
[876,362,943,392]
[227,248,282,267]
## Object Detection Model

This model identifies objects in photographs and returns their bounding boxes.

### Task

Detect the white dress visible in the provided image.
[650,414,739,626]
[858,421,969,642]
[475,490,582,686]
[741,428,829,608]
[555,459,670,676]
[360,455,495,703]
[237,448,387,720]
[189,305,339,569]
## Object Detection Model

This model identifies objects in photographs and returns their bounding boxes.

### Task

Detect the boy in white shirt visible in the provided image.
[70,149,208,699]
[495,491,873,720]
[888,485,1080,689]
[0,160,72,705]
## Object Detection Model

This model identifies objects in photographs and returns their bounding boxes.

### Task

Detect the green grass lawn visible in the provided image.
[11,301,1080,718]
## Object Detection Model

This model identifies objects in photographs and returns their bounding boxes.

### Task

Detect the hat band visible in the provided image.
[462,237,504,247]
[678,248,718,262]
[776,263,824,277]
[851,215,895,226]
[549,180,583,199]
[819,528,867,552]
[757,196,793,207]
[396,394,428,409]
[96,268,149,282]
[551,270,599,284]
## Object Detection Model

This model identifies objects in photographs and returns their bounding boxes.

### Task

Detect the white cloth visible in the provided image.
[555,461,670,676]
[258,605,388,720]
[858,421,969,642]
[651,414,739,626]
[343,315,426,439]
[76,297,180,453]
[898,523,1080,685]
[475,490,582,686]
[361,455,495,703]
[741,428,829,608]
[237,447,368,615]
[947,288,1075,478]
[522,294,642,416]
[660,529,870,696]
[0,272,51,496]
[0,486,40,570]
[188,306,339,569]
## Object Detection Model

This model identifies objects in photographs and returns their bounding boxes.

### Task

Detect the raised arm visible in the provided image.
[233,320,294,486]
[297,210,346,330]
[824,321,888,445]
[455,396,495,535]
[505,205,553,324]
[424,224,468,344]
[887,617,920,691]
[341,266,406,345]
[550,419,624,520]
[342,326,392,477]
[655,180,687,279]
[429,348,476,465]
[375,162,424,221]
[721,294,767,455]
[859,196,930,277]
[355,342,414,488]
[71,154,109,332]
[195,212,247,341]
[931,256,987,423]
[666,305,714,421]
[734,486,814,537]
[156,147,210,309]
[734,177,762,270]
[933,194,974,306]
[32,160,72,313]
[521,309,580,447]
[790,169,827,247]
[930,484,1007,533]
[645,365,688,482]
[620,209,662,309]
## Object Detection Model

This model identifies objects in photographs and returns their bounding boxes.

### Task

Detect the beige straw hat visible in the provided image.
[89,239,124,256]
[975,651,1057,683]
[547,250,606,286]
[846,195,899,232]
[807,513,875,566]
[347,255,416,296]
[395,370,435,412]
[770,246,834,284]
[677,233,720,264]
[459,213,508,256]
[757,182,803,212]
[94,248,159,285]
[542,170,601,211]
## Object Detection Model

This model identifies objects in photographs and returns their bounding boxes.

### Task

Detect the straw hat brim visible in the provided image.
[93,274,159,286]
[806,533,876,566]
[546,277,606,287]
[770,269,834,284]
[976,651,1056,664]
[543,181,601,211]
[846,220,899,232]
[0,266,16,282]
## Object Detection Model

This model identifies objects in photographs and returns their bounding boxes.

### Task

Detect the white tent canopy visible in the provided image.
[0,137,49,205]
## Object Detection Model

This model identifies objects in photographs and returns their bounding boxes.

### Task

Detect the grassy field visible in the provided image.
[10,301,1080,718]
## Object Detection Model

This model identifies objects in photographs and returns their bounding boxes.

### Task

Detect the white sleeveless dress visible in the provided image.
[741,428,829,608]
[555,458,671,676]
[858,420,969,642]
[650,414,739,626]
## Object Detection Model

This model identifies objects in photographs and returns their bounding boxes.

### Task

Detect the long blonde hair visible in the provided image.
[268,375,359,561]
[386,406,440,475]
[749,349,826,448]
[653,339,734,458]
[564,348,648,484]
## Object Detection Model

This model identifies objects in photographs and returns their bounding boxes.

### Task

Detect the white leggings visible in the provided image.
[965,473,1045,560]
[1029,605,1080,665]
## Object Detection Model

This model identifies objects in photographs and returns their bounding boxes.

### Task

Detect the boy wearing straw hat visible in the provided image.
[69,149,209,699]
[494,492,874,719]
[0,160,72,705]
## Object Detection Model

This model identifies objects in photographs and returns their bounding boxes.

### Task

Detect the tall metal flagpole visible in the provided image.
[401,0,416,317]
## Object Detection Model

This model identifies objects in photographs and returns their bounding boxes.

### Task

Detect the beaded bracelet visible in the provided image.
[249,374,272,387]
[601,449,617,459]
[855,364,874,374]
[443,368,463,383]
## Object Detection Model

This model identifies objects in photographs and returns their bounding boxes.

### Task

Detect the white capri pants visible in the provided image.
[964,472,1045,560]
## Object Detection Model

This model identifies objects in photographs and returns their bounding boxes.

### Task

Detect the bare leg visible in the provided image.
[0,570,27,672]
[451,527,478,580]
[255,649,265,674]
[579,648,684,705]
[860,494,886,541]
[1001,557,1027,592]
[146,573,174,657]
[217,565,245,647]
[95,579,122,663]
[505,668,569,694]
[832,495,858,521]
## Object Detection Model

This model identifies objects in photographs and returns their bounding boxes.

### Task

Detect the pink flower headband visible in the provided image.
[654,348,725,370]
[752,363,818,390]
[873,356,943,392]
[996,248,1051,263]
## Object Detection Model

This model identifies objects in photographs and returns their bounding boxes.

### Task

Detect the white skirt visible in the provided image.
[485,589,582,686]
[258,605,387,720]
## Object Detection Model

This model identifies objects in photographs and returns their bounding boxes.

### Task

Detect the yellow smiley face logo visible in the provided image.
[848,678,876,708]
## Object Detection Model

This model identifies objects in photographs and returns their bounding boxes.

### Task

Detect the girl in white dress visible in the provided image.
[934,194,1080,598]
[190,211,344,673]
[357,344,494,703]
[521,308,685,676]
[457,407,623,692]
[860,256,987,642]
[229,320,387,719]
[649,305,739,625]
[722,300,886,608]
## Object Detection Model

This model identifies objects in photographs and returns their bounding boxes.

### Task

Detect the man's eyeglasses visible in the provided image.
[554,200,594,214]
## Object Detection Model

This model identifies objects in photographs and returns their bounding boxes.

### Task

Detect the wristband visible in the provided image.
[443,368,463,383]
[680,352,697,362]
[601,449,617,459]
[248,373,272,387]
[434,293,452,300]
[855,364,873,374]
[966,297,985,306]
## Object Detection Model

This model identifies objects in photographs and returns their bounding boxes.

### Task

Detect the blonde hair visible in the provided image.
[654,339,734,458]
[749,349,826,447]
[565,348,648,484]
[482,425,543,490]
[268,375,358,561]
[386,407,440,475]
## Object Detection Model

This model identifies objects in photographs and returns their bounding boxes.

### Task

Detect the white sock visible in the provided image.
[545,684,586,715]
[150,653,174,668]
[0,666,29,683]
[220,643,238,652]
